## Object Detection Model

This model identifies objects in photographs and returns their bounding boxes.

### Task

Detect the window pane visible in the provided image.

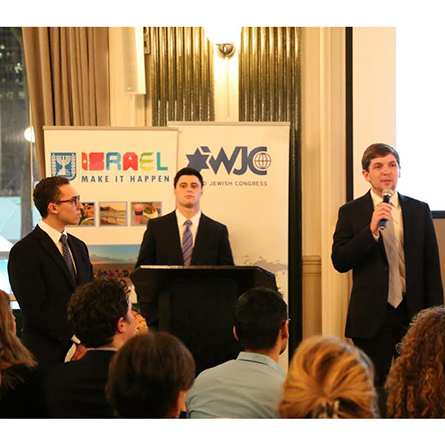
[0,27,34,296]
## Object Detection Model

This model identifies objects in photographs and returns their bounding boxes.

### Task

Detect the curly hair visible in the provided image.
[0,290,36,389]
[386,305,445,418]
[67,278,130,348]
[278,336,378,419]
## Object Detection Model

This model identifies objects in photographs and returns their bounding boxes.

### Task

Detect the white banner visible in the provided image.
[44,127,178,299]
[171,121,290,302]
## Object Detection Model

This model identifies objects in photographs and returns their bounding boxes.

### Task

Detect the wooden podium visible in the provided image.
[131,266,277,375]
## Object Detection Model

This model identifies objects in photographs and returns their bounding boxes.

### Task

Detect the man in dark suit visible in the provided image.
[136,167,234,267]
[8,176,94,369]
[45,278,135,418]
[332,143,443,386]
[136,167,234,324]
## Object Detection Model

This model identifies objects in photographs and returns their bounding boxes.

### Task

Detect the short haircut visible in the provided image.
[33,176,70,218]
[386,305,445,418]
[106,332,195,418]
[67,278,130,348]
[173,167,204,188]
[279,336,378,419]
[361,143,400,172]
[234,287,288,351]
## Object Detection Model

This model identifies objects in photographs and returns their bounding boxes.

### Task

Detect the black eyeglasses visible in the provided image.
[56,195,81,206]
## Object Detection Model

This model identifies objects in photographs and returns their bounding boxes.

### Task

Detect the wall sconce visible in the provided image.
[204,26,242,58]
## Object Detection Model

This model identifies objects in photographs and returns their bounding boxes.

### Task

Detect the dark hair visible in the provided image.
[234,287,288,351]
[67,278,130,348]
[386,305,445,418]
[33,176,70,218]
[106,332,195,418]
[173,167,203,188]
[361,143,400,172]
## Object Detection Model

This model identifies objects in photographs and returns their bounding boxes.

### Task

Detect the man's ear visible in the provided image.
[47,202,58,216]
[116,317,126,334]
[281,320,289,341]
[362,169,370,183]
[232,326,239,341]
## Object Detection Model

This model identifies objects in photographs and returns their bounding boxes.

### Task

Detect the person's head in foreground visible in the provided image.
[234,286,289,358]
[106,332,195,418]
[0,290,36,389]
[386,305,445,418]
[279,335,378,418]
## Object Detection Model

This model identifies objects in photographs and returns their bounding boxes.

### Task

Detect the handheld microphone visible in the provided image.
[378,188,393,230]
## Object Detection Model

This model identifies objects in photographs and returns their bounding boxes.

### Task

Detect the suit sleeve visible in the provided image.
[423,204,444,306]
[331,205,379,273]
[7,244,73,344]
[135,219,156,268]
[218,225,234,265]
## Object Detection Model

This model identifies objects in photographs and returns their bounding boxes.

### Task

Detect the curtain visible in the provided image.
[22,27,110,178]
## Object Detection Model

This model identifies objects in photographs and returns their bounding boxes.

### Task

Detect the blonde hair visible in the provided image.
[386,306,445,418]
[0,290,36,389]
[279,336,378,419]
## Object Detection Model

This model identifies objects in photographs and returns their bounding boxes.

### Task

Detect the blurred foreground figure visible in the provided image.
[106,332,195,418]
[386,305,445,418]
[279,336,378,419]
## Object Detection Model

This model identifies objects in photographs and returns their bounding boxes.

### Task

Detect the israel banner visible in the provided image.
[44,126,178,300]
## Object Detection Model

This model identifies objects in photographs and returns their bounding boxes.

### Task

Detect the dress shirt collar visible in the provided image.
[175,209,201,228]
[38,219,68,245]
[370,189,400,209]
[236,351,285,375]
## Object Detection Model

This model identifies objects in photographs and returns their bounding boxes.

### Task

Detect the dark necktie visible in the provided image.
[182,220,193,266]
[381,217,403,308]
[60,233,76,281]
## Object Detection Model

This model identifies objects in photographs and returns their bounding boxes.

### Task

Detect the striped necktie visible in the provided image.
[60,234,76,281]
[381,217,403,308]
[182,220,193,266]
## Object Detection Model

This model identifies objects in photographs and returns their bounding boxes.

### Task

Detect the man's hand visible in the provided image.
[70,343,88,361]
[370,202,392,237]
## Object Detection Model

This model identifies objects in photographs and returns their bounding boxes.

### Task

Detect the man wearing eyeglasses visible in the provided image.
[8,176,94,369]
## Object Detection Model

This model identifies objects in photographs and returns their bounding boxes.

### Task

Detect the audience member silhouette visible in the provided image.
[0,290,47,418]
[106,332,195,418]
[279,335,378,418]
[386,305,445,418]
[45,278,135,418]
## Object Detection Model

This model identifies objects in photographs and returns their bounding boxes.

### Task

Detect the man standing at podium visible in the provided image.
[136,167,234,324]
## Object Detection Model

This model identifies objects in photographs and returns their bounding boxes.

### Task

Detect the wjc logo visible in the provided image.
[51,153,77,180]
[186,146,271,176]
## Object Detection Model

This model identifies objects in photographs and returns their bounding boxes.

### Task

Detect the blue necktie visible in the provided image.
[60,234,76,281]
[182,220,193,266]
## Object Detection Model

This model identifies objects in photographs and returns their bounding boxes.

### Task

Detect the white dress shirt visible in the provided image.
[38,219,77,273]
[175,209,201,247]
[370,189,406,293]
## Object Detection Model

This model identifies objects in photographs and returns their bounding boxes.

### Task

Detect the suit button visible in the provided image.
[384,266,388,271]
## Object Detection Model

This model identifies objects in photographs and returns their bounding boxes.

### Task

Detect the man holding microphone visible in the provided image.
[332,143,443,386]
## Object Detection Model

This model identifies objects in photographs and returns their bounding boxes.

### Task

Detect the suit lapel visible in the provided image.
[35,226,76,288]
[399,193,413,261]
[168,212,184,264]
[192,213,208,264]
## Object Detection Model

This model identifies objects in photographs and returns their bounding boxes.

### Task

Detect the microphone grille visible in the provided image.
[382,188,393,197]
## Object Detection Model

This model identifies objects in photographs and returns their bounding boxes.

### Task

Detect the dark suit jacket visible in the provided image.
[136,211,234,267]
[8,225,94,368]
[332,191,443,339]
[45,350,115,418]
